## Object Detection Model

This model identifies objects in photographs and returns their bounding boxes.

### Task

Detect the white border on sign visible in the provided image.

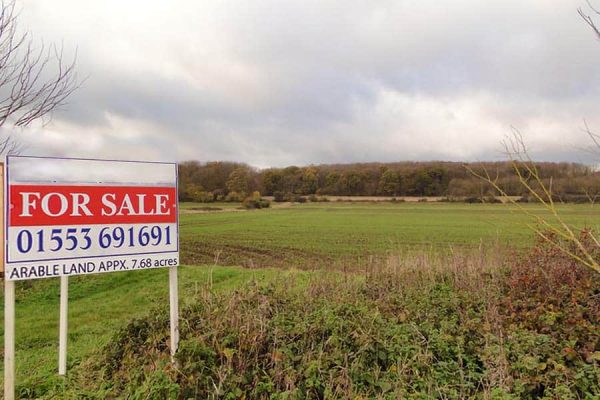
[4,155,180,278]
[3,155,181,400]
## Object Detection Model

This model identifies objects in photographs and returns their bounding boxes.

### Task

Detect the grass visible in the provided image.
[1,265,283,396]
[48,241,600,399]
[180,202,600,268]
[1,201,599,398]
[179,202,242,211]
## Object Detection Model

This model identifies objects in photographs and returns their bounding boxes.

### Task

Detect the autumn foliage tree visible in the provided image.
[179,159,600,202]
[226,167,252,196]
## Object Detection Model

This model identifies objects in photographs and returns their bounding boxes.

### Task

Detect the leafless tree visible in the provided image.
[576,2,600,168]
[578,2,600,162]
[579,1,600,39]
[0,1,78,153]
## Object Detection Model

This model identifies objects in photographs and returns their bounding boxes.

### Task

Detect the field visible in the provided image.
[1,266,284,396]
[1,202,599,398]
[180,202,600,268]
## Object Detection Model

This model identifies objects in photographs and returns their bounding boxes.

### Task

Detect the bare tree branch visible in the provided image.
[0,133,23,154]
[579,1,600,39]
[0,1,79,152]
[465,4,600,276]
[467,130,600,275]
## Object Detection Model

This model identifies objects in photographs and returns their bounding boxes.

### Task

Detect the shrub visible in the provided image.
[242,191,271,209]
[193,191,214,203]
[78,277,495,399]
[498,231,600,397]
[553,194,593,204]
[181,183,215,203]
[273,191,287,202]
[484,195,502,204]
[51,239,600,399]
[225,191,245,202]
[464,196,483,203]
[292,194,307,203]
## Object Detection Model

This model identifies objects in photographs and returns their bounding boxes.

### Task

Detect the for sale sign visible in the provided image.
[5,156,179,281]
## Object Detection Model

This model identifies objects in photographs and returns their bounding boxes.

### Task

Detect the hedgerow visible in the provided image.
[51,233,599,399]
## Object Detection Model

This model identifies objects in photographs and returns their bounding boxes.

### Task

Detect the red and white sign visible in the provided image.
[5,157,179,280]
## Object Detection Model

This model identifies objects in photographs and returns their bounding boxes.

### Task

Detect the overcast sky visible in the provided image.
[10,0,600,167]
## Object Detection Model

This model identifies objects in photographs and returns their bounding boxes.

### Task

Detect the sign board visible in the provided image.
[4,156,179,280]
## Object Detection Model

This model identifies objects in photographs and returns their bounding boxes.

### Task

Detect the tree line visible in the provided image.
[178,160,600,202]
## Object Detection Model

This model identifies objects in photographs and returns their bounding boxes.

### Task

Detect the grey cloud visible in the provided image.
[13,0,600,167]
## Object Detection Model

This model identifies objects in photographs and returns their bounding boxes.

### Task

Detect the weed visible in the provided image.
[52,240,599,399]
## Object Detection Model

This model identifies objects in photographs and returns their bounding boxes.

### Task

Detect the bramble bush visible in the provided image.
[66,279,494,399]
[498,231,600,398]
[48,232,599,399]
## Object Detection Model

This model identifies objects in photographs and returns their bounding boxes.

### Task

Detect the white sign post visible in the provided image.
[3,156,180,399]
[58,275,69,375]
[169,265,179,363]
[4,279,15,400]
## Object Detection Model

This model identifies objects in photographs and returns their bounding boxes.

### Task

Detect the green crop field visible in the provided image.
[1,201,599,397]
[180,202,600,268]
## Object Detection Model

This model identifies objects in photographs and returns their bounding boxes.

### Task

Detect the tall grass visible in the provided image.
[43,235,599,399]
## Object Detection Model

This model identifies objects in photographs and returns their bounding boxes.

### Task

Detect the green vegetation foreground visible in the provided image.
[49,237,600,398]
[1,202,599,398]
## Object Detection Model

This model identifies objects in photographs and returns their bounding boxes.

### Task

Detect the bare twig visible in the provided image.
[579,1,600,39]
[0,0,78,144]
[467,130,600,275]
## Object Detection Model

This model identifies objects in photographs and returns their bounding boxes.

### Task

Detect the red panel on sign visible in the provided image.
[9,185,177,226]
